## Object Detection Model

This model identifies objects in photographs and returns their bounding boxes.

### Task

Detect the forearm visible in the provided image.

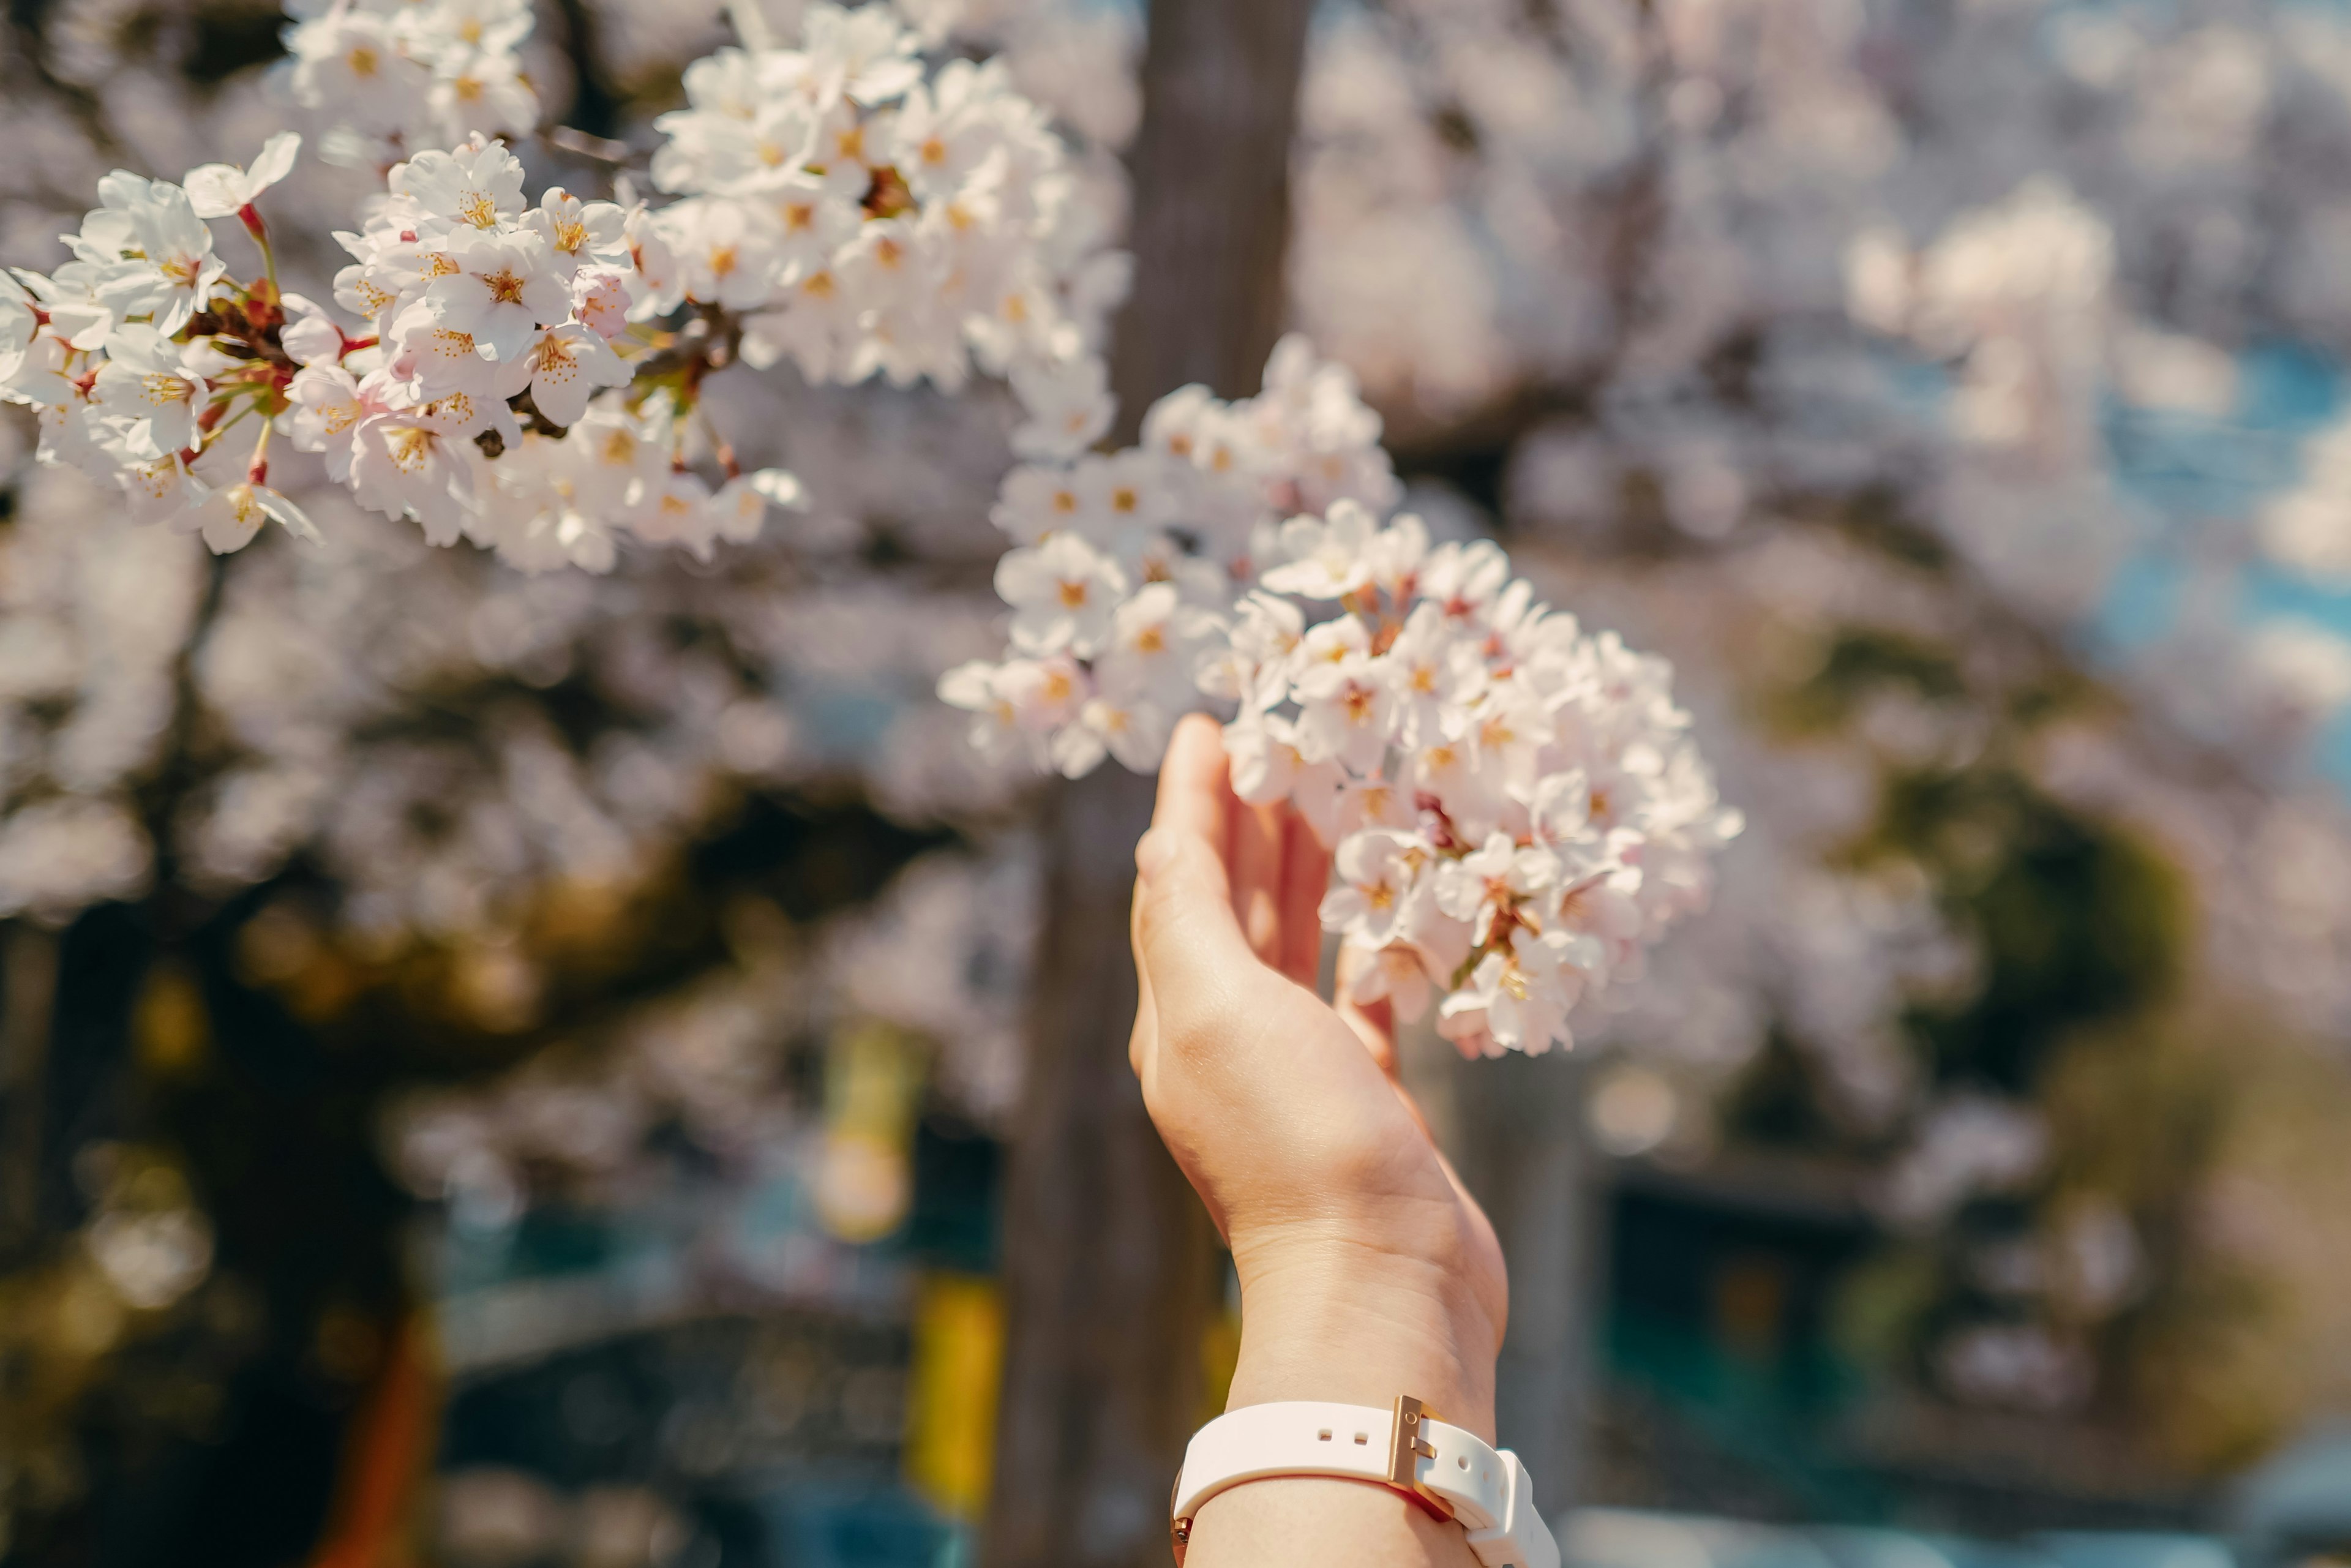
[1180,1232,1498,1568]
[1181,1477,1480,1567]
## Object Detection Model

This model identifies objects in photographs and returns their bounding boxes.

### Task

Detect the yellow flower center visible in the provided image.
[386,426,434,471]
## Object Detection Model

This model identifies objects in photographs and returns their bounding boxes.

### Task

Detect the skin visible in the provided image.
[1129,713,1511,1566]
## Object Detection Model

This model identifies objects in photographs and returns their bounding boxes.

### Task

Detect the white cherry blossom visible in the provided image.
[185,483,321,557]
[960,336,1739,1055]
[69,174,225,337]
[500,323,631,428]
[994,532,1128,656]
[426,228,569,363]
[182,133,302,220]
[89,327,219,461]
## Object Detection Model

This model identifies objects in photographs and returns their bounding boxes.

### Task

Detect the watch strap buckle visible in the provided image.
[1386,1394,1455,1521]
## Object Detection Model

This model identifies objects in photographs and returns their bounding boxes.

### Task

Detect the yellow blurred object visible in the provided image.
[1199,1307,1241,1427]
[54,1266,127,1359]
[902,1272,1003,1520]
[814,1132,912,1244]
[898,1277,1247,1518]
[132,962,209,1078]
[450,945,541,1033]
[235,901,361,1022]
[814,1022,921,1244]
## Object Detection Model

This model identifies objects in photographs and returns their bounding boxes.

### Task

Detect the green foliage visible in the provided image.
[1885,767,2186,1095]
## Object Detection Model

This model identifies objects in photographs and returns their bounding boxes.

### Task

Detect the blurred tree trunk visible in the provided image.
[1449,1052,1605,1513]
[0,925,57,1258]
[981,4,1316,1566]
[1105,0,1316,438]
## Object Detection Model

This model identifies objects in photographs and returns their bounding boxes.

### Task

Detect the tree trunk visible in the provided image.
[982,4,1317,1565]
[1107,0,1317,440]
[1449,1052,1605,1515]
[0,924,57,1259]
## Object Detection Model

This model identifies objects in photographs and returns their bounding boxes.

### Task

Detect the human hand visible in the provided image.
[1128,713,1508,1439]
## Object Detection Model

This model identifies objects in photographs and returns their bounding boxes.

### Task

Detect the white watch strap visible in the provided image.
[1169,1397,1559,1568]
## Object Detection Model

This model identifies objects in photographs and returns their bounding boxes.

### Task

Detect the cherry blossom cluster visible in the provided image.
[277,0,538,168]
[2,1,1123,574]
[640,4,1124,452]
[943,338,1742,1056]
[942,336,1400,776]
[0,132,803,570]
[301,133,811,570]
[1251,525,1740,1058]
[2,133,337,556]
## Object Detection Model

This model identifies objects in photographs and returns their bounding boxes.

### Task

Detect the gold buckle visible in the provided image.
[1387,1395,1456,1521]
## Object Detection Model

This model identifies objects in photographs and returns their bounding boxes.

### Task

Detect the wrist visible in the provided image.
[1223,1221,1502,1441]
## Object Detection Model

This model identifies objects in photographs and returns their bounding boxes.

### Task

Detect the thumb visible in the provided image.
[1133,824,1259,1035]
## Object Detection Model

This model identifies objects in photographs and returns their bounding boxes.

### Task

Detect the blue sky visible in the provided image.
[2093,340,2351,782]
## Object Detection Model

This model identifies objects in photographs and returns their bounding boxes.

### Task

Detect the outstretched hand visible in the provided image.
[1128,713,1507,1441]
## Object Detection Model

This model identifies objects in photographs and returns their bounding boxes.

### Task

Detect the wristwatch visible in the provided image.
[1168,1395,1559,1568]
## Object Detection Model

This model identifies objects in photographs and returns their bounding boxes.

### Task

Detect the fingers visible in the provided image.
[1150,713,1232,860]
[1129,880,1158,1079]
[1277,807,1332,986]
[1332,942,1400,1079]
[1231,801,1284,963]
[1135,715,1231,1083]
[1341,994,1398,1078]
[1134,716,1259,1040]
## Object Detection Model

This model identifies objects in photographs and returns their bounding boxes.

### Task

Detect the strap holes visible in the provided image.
[1457,1456,1469,1469]
[1317,1430,1331,1441]
[1353,1432,1368,1445]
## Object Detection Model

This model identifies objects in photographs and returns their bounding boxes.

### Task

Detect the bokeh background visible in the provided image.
[7,0,2351,1564]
